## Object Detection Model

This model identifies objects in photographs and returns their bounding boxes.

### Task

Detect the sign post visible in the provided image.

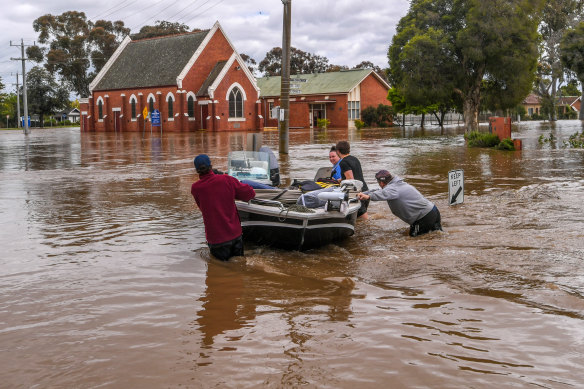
[448,169,464,206]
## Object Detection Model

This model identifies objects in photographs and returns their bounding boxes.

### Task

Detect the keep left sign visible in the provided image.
[448,169,464,206]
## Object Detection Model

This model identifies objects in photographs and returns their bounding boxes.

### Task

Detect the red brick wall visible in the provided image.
[360,74,391,111]
[86,27,260,132]
[210,62,260,131]
[261,94,348,128]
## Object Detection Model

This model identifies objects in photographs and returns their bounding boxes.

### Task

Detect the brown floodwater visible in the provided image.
[1,121,583,388]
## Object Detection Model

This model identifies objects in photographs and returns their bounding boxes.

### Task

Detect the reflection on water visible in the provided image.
[1,122,583,387]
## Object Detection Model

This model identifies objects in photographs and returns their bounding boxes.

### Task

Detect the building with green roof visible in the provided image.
[257,69,391,129]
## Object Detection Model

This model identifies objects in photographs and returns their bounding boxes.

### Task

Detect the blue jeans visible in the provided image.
[208,236,244,261]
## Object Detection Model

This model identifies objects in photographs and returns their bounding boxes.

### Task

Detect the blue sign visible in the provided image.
[151,109,161,127]
[21,116,30,127]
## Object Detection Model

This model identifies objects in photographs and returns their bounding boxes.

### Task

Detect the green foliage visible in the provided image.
[465,131,501,148]
[559,81,581,96]
[316,118,330,128]
[538,133,555,144]
[389,0,542,132]
[354,119,365,130]
[27,66,70,127]
[130,21,192,40]
[561,21,584,82]
[495,138,516,151]
[361,106,377,126]
[563,132,584,148]
[259,47,331,76]
[31,11,130,96]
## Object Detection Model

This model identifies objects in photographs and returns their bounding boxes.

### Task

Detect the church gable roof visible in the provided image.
[197,61,228,97]
[93,30,209,91]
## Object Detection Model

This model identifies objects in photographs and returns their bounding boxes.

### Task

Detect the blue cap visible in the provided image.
[194,154,211,170]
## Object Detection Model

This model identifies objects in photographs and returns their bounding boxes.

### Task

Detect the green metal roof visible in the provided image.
[93,30,209,91]
[256,69,375,97]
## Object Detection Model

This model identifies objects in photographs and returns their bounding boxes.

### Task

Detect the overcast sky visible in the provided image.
[1,0,410,93]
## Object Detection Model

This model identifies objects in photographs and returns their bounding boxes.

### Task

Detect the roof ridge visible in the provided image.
[131,29,210,43]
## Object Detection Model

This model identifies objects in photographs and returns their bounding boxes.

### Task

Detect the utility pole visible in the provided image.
[11,72,21,129]
[279,0,291,155]
[10,39,31,135]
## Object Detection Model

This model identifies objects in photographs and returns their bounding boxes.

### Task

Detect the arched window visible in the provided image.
[229,87,243,118]
[131,99,137,119]
[187,96,195,117]
[98,100,103,119]
[148,97,155,116]
[167,96,174,119]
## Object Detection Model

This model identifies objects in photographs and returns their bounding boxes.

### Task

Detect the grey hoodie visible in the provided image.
[365,176,434,225]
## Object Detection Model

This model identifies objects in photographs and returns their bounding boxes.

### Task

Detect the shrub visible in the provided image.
[354,119,365,130]
[563,132,584,148]
[361,106,376,126]
[465,131,501,148]
[316,118,330,128]
[495,138,515,150]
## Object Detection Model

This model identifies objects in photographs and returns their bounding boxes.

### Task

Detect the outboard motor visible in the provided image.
[259,146,280,186]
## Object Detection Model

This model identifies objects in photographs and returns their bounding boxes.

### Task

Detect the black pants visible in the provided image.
[358,198,370,217]
[208,236,244,261]
[410,206,442,237]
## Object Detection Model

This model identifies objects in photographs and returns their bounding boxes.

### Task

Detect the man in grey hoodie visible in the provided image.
[357,170,442,237]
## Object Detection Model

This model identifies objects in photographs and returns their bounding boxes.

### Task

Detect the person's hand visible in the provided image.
[357,193,369,201]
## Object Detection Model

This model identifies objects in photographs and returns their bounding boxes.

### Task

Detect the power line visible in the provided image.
[100,0,139,20]
[128,0,182,31]
[179,0,225,24]
[90,0,134,20]
[165,0,203,22]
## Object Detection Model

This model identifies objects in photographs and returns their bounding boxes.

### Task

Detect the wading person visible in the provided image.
[357,170,442,236]
[335,140,369,218]
[191,154,255,260]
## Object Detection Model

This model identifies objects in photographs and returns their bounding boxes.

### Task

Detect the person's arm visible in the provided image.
[358,186,397,202]
[232,177,256,201]
[343,169,354,180]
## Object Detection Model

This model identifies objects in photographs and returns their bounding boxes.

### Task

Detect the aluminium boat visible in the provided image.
[227,150,362,250]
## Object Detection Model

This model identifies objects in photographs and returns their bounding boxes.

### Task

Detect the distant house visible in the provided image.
[522,93,541,116]
[79,22,261,132]
[557,96,581,116]
[256,69,391,129]
[52,108,80,123]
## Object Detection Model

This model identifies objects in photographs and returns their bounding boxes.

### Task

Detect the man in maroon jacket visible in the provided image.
[191,154,255,260]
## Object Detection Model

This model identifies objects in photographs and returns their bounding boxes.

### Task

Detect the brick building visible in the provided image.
[257,69,391,129]
[79,22,261,132]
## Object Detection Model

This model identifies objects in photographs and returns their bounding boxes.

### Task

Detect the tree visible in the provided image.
[130,21,193,40]
[561,21,584,120]
[353,61,389,82]
[30,11,129,97]
[389,0,542,132]
[26,66,70,127]
[239,53,258,75]
[258,47,331,76]
[537,0,583,120]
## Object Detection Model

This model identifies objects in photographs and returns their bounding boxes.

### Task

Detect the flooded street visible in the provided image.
[1,121,583,388]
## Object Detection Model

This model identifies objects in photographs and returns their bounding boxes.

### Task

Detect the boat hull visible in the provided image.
[237,202,359,250]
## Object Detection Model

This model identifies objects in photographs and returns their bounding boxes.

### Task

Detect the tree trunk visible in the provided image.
[421,113,425,127]
[550,77,558,121]
[462,85,481,133]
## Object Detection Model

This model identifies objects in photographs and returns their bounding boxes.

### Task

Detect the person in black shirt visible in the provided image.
[335,140,369,219]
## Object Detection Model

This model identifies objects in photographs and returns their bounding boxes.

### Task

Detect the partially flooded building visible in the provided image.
[257,69,391,129]
[80,22,261,132]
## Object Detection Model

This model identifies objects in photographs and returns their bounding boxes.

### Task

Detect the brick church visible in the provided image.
[80,22,262,132]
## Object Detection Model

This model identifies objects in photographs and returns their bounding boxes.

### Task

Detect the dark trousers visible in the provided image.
[410,206,442,237]
[208,236,244,261]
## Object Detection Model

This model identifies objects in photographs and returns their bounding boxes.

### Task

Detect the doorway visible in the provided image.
[310,104,326,128]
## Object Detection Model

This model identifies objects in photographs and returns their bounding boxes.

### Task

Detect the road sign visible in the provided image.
[151,109,161,126]
[448,169,464,206]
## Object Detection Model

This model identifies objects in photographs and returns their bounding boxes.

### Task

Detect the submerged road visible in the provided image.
[1,121,583,387]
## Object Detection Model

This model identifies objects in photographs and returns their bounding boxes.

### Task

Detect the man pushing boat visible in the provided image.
[191,154,256,260]
[357,170,442,237]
